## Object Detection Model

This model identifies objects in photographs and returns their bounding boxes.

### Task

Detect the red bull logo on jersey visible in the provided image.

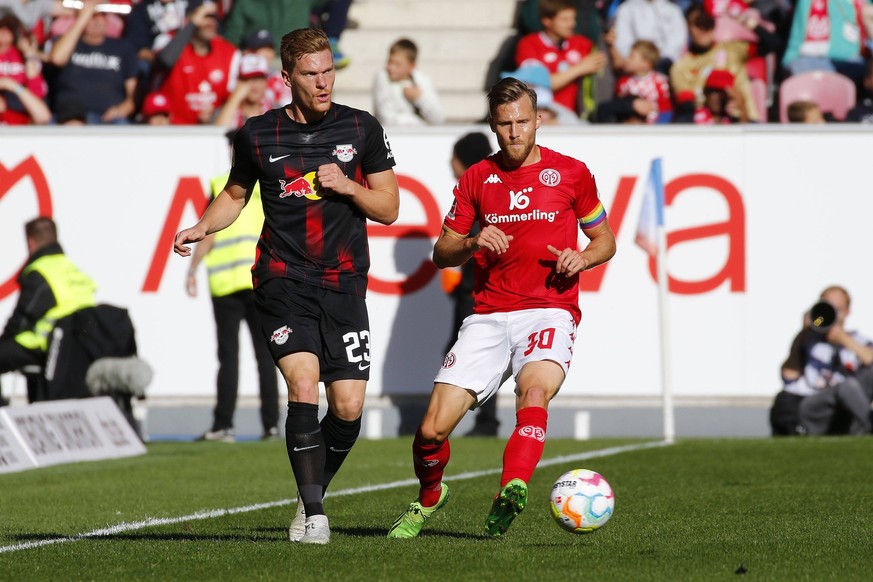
[271,325,292,345]
[332,144,357,163]
[278,171,322,201]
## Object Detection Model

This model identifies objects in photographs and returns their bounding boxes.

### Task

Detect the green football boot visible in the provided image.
[485,478,528,537]
[387,483,450,538]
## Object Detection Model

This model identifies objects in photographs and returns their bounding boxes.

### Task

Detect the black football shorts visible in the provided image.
[255,278,371,382]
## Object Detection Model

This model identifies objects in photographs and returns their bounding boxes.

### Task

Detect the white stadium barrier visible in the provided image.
[2,125,871,410]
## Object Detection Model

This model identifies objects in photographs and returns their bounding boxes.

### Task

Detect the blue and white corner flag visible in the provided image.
[634,158,664,256]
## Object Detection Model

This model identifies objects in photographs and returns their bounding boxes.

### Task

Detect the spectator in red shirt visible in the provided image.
[153,0,239,124]
[0,12,49,124]
[514,0,606,115]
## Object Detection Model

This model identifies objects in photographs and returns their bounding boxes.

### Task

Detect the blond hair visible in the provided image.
[280,28,331,72]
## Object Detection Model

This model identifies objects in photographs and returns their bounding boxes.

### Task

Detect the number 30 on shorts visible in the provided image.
[524,328,556,356]
[343,330,371,365]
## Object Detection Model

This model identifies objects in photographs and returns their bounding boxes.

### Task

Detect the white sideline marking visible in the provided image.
[0,440,669,554]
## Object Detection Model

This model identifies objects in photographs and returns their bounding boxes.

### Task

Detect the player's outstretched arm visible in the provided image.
[174,183,248,257]
[316,165,399,225]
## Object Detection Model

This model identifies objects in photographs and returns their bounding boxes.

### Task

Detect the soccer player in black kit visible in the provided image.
[174,28,399,545]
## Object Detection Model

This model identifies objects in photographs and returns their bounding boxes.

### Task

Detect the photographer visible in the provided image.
[770,286,873,436]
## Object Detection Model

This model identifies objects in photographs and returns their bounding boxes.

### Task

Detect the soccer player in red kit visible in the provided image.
[174,27,399,545]
[387,77,616,539]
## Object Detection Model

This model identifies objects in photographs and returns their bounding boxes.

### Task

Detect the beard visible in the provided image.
[501,137,536,168]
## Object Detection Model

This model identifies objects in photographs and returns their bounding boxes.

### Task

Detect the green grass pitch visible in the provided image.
[1,437,871,581]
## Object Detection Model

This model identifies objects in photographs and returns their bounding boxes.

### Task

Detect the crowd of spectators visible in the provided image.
[498,0,873,124]
[2,0,873,125]
[0,0,346,126]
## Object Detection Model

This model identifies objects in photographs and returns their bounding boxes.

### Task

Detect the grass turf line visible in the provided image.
[0,439,666,554]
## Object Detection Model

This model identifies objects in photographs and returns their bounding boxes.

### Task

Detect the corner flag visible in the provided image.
[634,157,674,443]
[634,158,664,256]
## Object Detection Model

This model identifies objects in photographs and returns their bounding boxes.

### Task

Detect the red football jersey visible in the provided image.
[616,71,673,123]
[515,32,595,112]
[159,37,240,125]
[443,146,606,323]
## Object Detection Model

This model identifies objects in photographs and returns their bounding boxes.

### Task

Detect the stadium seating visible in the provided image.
[779,70,857,122]
[337,0,518,123]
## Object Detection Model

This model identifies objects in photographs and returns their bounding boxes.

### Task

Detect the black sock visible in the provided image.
[285,401,325,517]
[320,411,361,494]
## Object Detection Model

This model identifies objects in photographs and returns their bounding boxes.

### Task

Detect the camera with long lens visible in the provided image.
[809,301,837,333]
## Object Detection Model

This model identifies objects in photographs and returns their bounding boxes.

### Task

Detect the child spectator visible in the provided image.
[214,52,271,127]
[786,100,825,124]
[140,90,171,124]
[599,39,671,124]
[0,12,50,124]
[373,37,444,126]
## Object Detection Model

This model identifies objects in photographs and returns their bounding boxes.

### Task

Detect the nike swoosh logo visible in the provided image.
[292,445,319,452]
[329,446,352,453]
[358,362,370,370]
[269,154,290,162]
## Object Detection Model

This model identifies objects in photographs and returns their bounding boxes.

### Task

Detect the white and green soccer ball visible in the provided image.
[549,469,615,533]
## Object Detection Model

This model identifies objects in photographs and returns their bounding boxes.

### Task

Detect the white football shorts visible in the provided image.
[434,308,578,405]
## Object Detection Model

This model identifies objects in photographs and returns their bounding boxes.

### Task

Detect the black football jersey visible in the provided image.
[229,104,396,296]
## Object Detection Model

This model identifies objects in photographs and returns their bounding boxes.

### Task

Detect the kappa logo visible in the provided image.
[509,186,532,210]
[484,174,502,184]
[332,144,357,163]
[270,325,292,345]
[539,168,561,186]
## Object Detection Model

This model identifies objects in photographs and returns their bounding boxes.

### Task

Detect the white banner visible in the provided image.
[2,126,871,401]
[0,397,146,472]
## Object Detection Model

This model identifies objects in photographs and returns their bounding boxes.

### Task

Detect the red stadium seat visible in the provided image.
[779,70,856,122]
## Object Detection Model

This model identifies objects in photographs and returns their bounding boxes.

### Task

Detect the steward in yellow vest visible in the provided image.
[202,173,264,297]
[1,217,96,404]
[184,172,278,442]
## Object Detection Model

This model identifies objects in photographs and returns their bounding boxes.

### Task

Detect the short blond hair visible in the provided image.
[280,28,330,72]
[631,40,660,67]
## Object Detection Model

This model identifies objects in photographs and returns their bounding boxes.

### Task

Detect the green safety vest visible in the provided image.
[15,253,97,351]
[204,174,264,297]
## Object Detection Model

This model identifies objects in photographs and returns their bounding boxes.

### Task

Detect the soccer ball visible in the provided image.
[549,469,615,533]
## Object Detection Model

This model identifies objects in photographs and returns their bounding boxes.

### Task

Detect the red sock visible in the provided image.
[501,407,548,487]
[412,428,451,507]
